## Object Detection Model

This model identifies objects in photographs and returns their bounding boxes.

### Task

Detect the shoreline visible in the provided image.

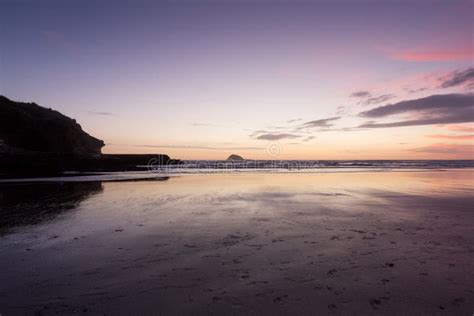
[1,167,474,184]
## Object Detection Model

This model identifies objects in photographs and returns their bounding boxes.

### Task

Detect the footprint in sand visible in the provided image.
[272,294,288,303]
[451,297,465,306]
[369,298,382,310]
[328,304,337,310]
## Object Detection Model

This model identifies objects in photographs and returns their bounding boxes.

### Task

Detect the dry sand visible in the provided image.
[0,170,473,315]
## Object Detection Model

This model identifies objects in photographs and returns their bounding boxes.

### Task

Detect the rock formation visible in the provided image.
[0,96,180,177]
[226,154,244,161]
[0,95,104,156]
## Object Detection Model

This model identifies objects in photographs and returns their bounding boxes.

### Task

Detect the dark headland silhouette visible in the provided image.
[0,96,180,177]
[0,95,104,155]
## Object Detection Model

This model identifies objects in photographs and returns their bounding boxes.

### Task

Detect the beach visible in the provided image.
[1,170,473,315]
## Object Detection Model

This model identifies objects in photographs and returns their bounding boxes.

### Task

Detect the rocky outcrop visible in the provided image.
[0,96,182,178]
[0,95,104,156]
[226,154,244,161]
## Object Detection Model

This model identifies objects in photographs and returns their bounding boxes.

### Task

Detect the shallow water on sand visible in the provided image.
[1,170,473,314]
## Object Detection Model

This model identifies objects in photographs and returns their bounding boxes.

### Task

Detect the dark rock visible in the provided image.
[226,154,244,161]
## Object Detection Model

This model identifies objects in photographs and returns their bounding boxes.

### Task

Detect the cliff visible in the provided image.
[0,95,104,156]
[0,96,180,177]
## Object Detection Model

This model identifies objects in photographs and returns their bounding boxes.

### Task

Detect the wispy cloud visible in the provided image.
[358,93,474,128]
[298,117,341,129]
[302,135,316,142]
[350,91,371,98]
[410,144,474,155]
[405,87,428,94]
[249,130,269,138]
[439,67,474,89]
[349,90,396,106]
[191,122,217,127]
[249,116,341,141]
[364,94,396,105]
[255,133,301,140]
[88,111,114,116]
[335,105,348,116]
[265,125,286,130]
[286,118,302,123]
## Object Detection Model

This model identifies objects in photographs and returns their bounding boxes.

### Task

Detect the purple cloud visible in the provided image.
[358,93,474,128]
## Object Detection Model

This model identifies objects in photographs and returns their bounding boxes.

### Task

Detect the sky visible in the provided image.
[0,0,473,160]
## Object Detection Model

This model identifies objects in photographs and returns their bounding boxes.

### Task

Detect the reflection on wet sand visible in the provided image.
[0,170,473,314]
[0,182,103,233]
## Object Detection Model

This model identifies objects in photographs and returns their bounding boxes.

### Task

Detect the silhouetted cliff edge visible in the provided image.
[0,96,179,177]
[0,95,104,156]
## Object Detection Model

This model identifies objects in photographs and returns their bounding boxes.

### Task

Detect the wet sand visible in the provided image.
[0,170,473,315]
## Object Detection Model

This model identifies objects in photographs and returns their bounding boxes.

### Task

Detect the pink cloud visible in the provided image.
[443,124,474,133]
[390,51,472,62]
[427,134,474,141]
[376,44,472,62]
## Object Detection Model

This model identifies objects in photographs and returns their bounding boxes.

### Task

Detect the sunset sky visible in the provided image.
[1,0,473,159]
